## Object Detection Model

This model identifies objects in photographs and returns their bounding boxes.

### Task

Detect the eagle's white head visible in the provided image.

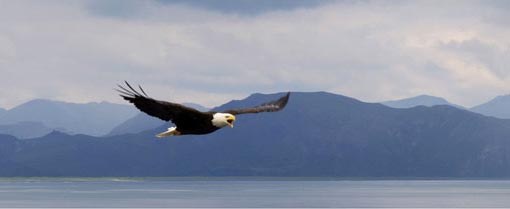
[212,113,236,128]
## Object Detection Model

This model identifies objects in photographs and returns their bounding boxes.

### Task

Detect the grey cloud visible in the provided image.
[0,0,509,109]
[439,39,510,79]
[161,0,334,15]
[85,0,154,18]
[85,0,336,18]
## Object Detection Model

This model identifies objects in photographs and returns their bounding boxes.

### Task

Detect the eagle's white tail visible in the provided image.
[156,127,180,138]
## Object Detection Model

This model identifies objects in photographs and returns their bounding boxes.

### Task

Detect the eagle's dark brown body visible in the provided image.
[171,112,216,135]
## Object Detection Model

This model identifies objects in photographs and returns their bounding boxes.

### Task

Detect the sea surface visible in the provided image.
[0,178,509,208]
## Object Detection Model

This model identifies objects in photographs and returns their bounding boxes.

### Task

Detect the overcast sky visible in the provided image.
[1,0,509,109]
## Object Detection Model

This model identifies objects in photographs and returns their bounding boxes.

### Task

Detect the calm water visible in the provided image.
[0,179,510,208]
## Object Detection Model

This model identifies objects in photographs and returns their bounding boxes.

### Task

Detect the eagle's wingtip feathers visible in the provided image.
[278,91,291,109]
[116,81,150,102]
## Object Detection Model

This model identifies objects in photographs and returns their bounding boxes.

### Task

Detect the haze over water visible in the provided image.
[1,179,510,208]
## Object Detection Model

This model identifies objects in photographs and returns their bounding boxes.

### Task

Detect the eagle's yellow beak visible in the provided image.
[226,115,236,128]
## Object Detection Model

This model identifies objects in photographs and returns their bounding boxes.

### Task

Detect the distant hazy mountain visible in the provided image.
[470,95,510,119]
[0,99,138,136]
[0,121,59,139]
[383,95,464,109]
[107,103,209,136]
[107,113,165,136]
[2,92,510,177]
[0,108,5,115]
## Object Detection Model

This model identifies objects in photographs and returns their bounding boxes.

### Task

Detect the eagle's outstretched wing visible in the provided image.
[223,92,290,115]
[116,81,203,122]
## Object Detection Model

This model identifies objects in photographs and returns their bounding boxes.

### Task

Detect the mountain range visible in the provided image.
[470,95,510,119]
[383,94,510,120]
[0,122,56,139]
[1,92,510,177]
[2,94,510,138]
[0,99,138,138]
[0,99,211,139]
[382,95,465,109]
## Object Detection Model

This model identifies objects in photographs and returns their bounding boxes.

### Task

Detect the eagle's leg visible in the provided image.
[156,127,181,138]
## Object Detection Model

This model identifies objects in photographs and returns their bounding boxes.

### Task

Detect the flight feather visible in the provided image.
[116,81,202,122]
[223,92,290,115]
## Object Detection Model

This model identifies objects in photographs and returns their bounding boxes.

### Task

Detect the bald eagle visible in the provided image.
[116,82,290,137]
